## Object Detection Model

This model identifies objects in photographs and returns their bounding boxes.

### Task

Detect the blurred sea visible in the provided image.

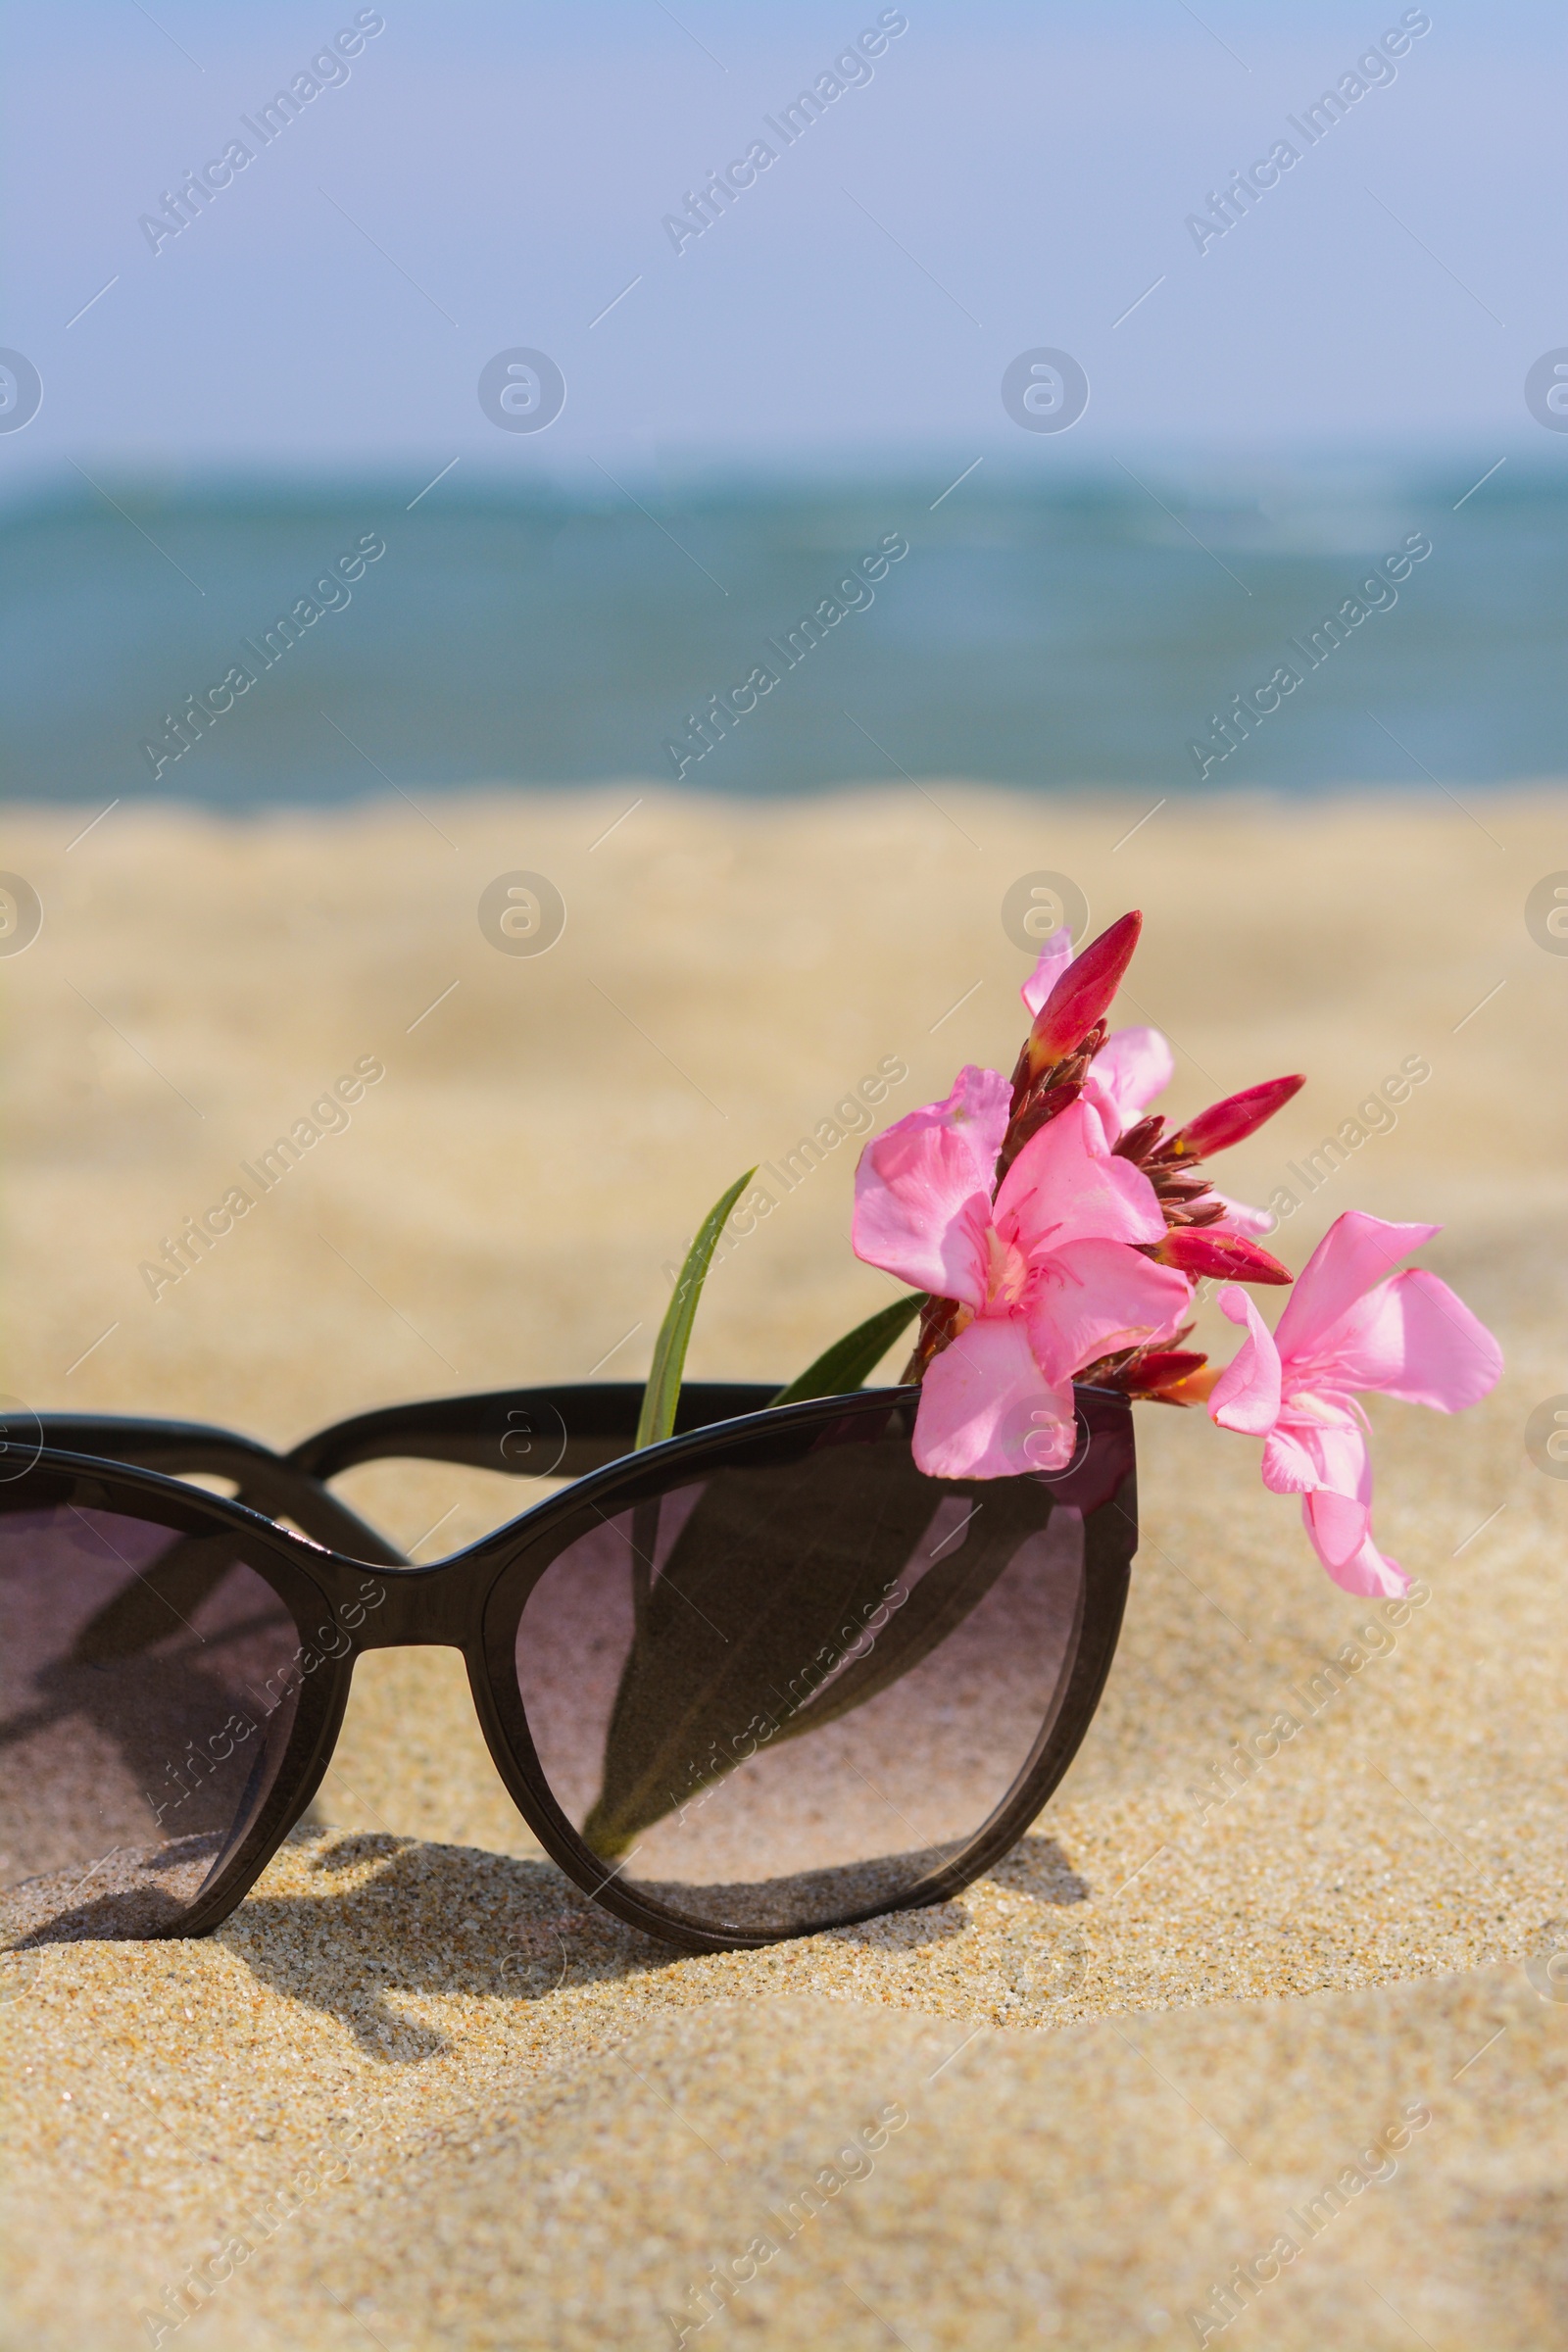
[3,459,1561,804]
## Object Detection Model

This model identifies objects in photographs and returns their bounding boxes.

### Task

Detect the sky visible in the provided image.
[2,0,1563,497]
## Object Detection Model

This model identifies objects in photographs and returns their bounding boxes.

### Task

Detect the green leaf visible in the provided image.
[771,1292,926,1408]
[635,1168,758,1451]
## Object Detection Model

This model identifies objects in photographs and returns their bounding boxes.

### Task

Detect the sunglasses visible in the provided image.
[0,1381,1137,1954]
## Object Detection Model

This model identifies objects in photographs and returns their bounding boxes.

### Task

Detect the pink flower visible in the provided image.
[1207,1210,1503,1595]
[853,1072,1192,1479]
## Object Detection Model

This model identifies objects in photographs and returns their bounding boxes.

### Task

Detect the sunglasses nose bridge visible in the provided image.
[344,1557,479,1651]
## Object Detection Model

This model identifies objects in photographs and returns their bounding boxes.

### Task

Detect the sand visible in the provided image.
[2,784,1565,2349]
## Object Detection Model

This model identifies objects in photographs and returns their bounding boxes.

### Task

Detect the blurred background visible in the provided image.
[4,0,1567,803]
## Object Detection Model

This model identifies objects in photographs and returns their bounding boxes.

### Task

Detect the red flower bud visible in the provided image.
[1025,910,1142,1077]
[1166,1074,1305,1160]
[1119,1348,1208,1393]
[1154,1229,1294,1285]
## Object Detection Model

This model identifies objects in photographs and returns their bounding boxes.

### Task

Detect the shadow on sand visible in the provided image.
[10,1825,1093,2059]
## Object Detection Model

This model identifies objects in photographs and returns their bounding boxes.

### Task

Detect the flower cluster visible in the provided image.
[852,911,1501,1595]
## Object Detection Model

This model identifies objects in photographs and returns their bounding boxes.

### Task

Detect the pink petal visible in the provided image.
[1208,1192,1277,1238]
[1301,1489,1407,1597]
[907,1061,1013,1175]
[1299,1419,1374,1501]
[1207,1286,1283,1437]
[1286,1421,1404,1593]
[1078,1096,1116,1155]
[1023,1238,1191,1387]
[1261,1428,1319,1492]
[1305,1267,1503,1412]
[1306,1488,1367,1565]
[852,1064,1010,1305]
[912,1312,1078,1479]
[994,1101,1168,1255]
[1083,1026,1173,1141]
[1274,1210,1441,1364]
[1020,926,1077,1016]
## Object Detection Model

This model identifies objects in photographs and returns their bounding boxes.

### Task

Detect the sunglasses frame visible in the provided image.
[4,1383,806,1563]
[3,1384,1139,1954]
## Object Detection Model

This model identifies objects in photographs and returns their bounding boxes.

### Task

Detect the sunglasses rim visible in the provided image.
[0,1471,357,1943]
[471,1455,1133,1951]
[0,1386,1137,1952]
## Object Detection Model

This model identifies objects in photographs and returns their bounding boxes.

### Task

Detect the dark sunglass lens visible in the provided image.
[0,1502,305,1941]
[510,1404,1097,1936]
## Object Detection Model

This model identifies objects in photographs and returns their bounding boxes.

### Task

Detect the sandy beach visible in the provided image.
[2,783,1565,2350]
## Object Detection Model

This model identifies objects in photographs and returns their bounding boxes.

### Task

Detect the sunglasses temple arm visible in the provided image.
[20,1413,407,1566]
[230,1463,407,1564]
[285,1382,784,1485]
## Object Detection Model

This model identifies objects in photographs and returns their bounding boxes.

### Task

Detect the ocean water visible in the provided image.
[2,460,1562,805]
